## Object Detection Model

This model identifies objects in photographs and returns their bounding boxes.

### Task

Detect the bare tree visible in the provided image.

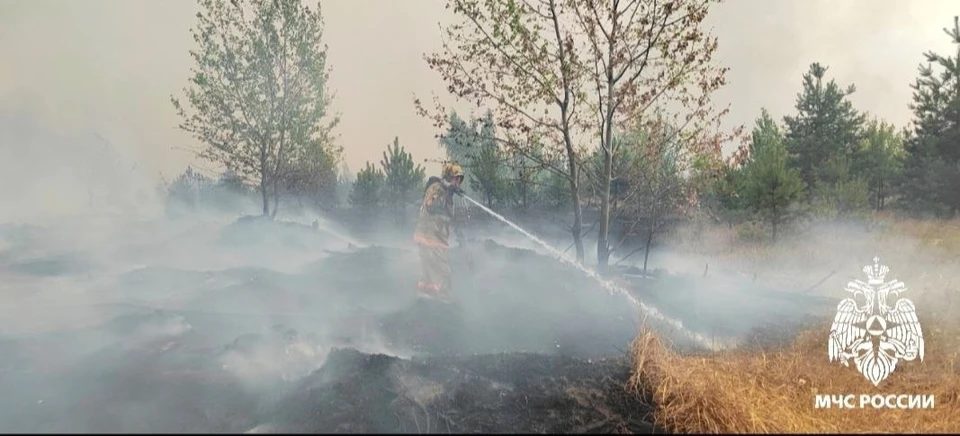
[613,120,687,273]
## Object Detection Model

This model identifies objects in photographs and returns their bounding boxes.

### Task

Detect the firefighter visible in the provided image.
[413,162,465,303]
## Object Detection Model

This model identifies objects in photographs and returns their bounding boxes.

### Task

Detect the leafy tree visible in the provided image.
[542,163,573,212]
[854,118,905,211]
[380,137,426,225]
[165,166,211,214]
[171,0,339,218]
[218,169,248,196]
[281,138,340,211]
[899,16,960,217]
[740,109,805,241]
[467,113,508,208]
[349,162,384,213]
[570,0,737,271]
[418,0,591,262]
[583,135,635,211]
[783,63,866,190]
[439,111,508,207]
[685,148,742,226]
[438,112,475,169]
[207,168,256,212]
[703,162,750,224]
[502,137,548,212]
[810,154,870,219]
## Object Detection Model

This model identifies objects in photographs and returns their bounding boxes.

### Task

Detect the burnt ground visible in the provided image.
[266,348,660,434]
[0,219,824,433]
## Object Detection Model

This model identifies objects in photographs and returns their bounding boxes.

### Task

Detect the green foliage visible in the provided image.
[168,1,960,244]
[164,166,255,216]
[282,138,340,211]
[783,63,866,189]
[740,109,805,241]
[809,154,870,220]
[704,164,750,221]
[542,168,573,211]
[853,118,905,211]
[380,137,426,224]
[468,113,508,208]
[569,0,733,268]
[439,112,474,170]
[624,141,686,227]
[165,166,210,214]
[502,140,549,211]
[898,16,960,216]
[217,169,249,196]
[611,123,689,272]
[583,134,637,205]
[439,111,516,208]
[349,161,384,212]
[171,0,339,217]
[422,0,592,262]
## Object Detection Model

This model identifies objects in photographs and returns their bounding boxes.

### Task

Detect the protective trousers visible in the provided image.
[417,243,452,299]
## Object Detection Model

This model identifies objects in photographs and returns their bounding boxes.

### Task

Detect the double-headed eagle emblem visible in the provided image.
[828,257,924,386]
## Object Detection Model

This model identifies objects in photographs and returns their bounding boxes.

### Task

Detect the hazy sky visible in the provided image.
[0,0,957,181]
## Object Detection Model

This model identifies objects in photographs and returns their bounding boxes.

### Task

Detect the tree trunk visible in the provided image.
[877,173,884,211]
[260,180,270,216]
[561,113,584,264]
[642,227,654,274]
[260,148,270,216]
[596,23,617,273]
[271,194,280,219]
[772,208,779,242]
[571,201,585,263]
[597,149,613,272]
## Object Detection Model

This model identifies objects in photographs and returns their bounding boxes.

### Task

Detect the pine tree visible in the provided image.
[899,16,960,217]
[380,137,426,225]
[854,119,905,211]
[783,63,866,189]
[467,112,507,208]
[439,112,475,167]
[349,162,384,213]
[742,109,805,241]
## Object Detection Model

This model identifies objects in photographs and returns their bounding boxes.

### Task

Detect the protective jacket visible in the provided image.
[413,176,456,249]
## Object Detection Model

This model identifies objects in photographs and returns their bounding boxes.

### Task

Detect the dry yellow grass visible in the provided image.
[630,216,960,434]
[629,323,960,433]
[887,218,960,255]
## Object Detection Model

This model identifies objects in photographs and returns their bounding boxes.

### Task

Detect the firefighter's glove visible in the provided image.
[443,180,464,196]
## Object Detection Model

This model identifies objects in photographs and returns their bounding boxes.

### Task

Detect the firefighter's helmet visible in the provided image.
[442,162,465,180]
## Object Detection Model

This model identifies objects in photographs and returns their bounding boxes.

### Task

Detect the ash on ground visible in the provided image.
[0,218,819,433]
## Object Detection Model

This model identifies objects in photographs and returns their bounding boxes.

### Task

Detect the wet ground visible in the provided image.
[0,217,823,433]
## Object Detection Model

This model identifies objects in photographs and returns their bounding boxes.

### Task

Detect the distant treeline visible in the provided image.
[163,0,960,270]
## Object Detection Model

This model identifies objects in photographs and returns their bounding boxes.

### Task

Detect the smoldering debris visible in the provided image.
[0,216,822,433]
[259,348,665,434]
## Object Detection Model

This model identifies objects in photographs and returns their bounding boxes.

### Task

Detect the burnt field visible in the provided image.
[0,217,827,433]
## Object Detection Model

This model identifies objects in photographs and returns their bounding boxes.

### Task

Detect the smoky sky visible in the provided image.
[0,0,956,183]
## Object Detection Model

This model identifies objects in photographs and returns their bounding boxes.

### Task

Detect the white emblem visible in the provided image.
[828,257,924,386]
